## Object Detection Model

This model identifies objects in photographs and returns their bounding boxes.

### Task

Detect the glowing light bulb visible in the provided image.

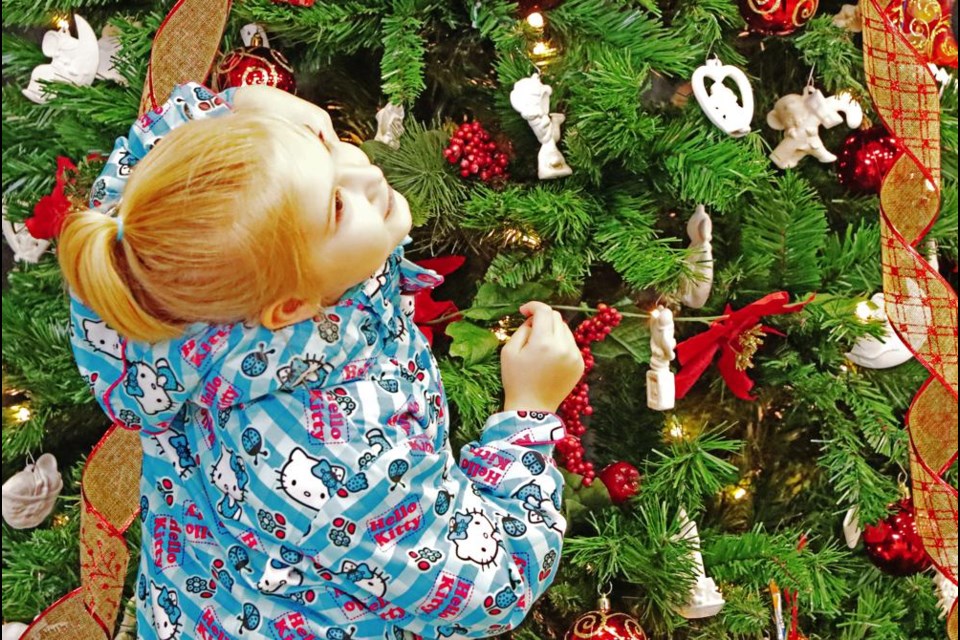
[531,41,555,57]
[526,11,545,29]
[13,405,32,422]
[55,16,70,31]
[669,423,685,440]
[731,486,748,501]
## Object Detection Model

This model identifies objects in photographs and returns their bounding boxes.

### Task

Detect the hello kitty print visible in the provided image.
[68,83,567,640]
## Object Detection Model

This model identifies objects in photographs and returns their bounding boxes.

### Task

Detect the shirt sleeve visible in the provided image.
[289,408,568,638]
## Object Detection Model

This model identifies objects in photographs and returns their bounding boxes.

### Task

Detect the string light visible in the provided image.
[531,40,557,59]
[12,404,32,422]
[526,11,546,29]
[54,15,70,31]
[731,486,748,501]
[492,317,513,343]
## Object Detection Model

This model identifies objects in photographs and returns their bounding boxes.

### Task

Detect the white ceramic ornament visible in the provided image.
[2,623,29,640]
[846,290,928,369]
[95,24,126,85]
[647,305,677,411]
[833,4,863,32]
[679,205,714,309]
[1,453,63,529]
[23,15,100,104]
[2,206,51,264]
[691,58,754,138]
[673,509,725,619]
[767,86,863,169]
[842,506,861,548]
[928,63,959,97]
[375,103,405,149]
[510,74,572,180]
[934,570,958,619]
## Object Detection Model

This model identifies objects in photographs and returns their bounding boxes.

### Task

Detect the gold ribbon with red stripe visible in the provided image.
[861,0,959,637]
[24,2,230,637]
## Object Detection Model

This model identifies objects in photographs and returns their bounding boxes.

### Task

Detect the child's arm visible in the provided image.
[288,303,583,637]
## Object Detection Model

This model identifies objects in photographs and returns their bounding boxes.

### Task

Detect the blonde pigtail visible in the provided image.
[58,210,183,343]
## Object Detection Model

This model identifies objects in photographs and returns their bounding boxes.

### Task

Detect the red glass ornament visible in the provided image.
[598,462,641,505]
[565,597,647,640]
[863,499,933,576]
[884,0,958,67]
[214,46,296,93]
[837,126,900,194]
[738,0,819,35]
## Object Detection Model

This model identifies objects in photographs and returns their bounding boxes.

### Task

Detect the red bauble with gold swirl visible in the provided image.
[739,0,819,35]
[565,597,648,640]
[213,46,297,94]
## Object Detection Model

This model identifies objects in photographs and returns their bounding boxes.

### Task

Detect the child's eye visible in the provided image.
[334,190,344,223]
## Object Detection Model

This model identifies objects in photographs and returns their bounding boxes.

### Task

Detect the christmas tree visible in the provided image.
[2,0,957,638]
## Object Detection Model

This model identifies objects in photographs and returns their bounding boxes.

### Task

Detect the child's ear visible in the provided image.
[261,298,316,330]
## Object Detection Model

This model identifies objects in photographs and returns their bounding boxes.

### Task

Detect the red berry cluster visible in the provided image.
[443,121,509,182]
[556,303,622,485]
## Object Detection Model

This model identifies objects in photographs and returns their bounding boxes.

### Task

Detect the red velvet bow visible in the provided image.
[412,256,465,345]
[675,292,813,401]
[25,157,78,240]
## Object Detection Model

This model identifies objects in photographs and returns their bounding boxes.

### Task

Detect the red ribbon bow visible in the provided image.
[675,292,813,401]
[412,255,465,345]
[25,157,78,240]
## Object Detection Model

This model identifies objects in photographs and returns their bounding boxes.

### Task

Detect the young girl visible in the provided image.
[58,83,584,640]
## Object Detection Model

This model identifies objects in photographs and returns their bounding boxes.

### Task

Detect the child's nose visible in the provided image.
[340,165,389,211]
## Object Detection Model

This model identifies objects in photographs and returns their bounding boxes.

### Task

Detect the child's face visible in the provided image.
[284,122,413,303]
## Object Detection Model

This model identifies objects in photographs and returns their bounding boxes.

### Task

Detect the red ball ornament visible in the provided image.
[565,597,647,640]
[214,45,296,93]
[863,499,933,576]
[738,0,819,35]
[837,126,900,194]
[598,462,641,505]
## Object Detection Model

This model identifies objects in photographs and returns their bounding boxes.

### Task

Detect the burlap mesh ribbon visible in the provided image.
[861,0,959,637]
[24,2,230,637]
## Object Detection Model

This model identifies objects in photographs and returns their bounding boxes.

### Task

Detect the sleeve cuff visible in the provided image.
[479,410,566,447]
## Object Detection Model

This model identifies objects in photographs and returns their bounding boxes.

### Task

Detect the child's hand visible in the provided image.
[501,301,584,413]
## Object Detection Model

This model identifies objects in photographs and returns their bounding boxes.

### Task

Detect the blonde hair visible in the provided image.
[58,112,329,343]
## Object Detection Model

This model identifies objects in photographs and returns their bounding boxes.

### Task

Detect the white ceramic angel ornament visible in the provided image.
[2,623,29,640]
[691,58,754,138]
[23,15,100,104]
[1,453,63,529]
[767,85,863,169]
[934,570,958,620]
[510,73,573,180]
[833,4,863,32]
[2,205,51,264]
[673,508,725,619]
[842,506,861,548]
[847,278,930,369]
[95,24,126,85]
[679,205,714,309]
[647,305,677,411]
[375,103,405,149]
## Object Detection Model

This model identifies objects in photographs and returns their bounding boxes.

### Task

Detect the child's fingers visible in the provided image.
[519,301,552,318]
[553,311,576,348]
[525,304,556,345]
[505,322,533,353]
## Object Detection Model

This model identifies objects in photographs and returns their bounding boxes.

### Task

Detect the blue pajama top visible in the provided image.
[69,83,567,640]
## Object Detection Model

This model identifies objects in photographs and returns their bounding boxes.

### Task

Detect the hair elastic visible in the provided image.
[115,216,125,243]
